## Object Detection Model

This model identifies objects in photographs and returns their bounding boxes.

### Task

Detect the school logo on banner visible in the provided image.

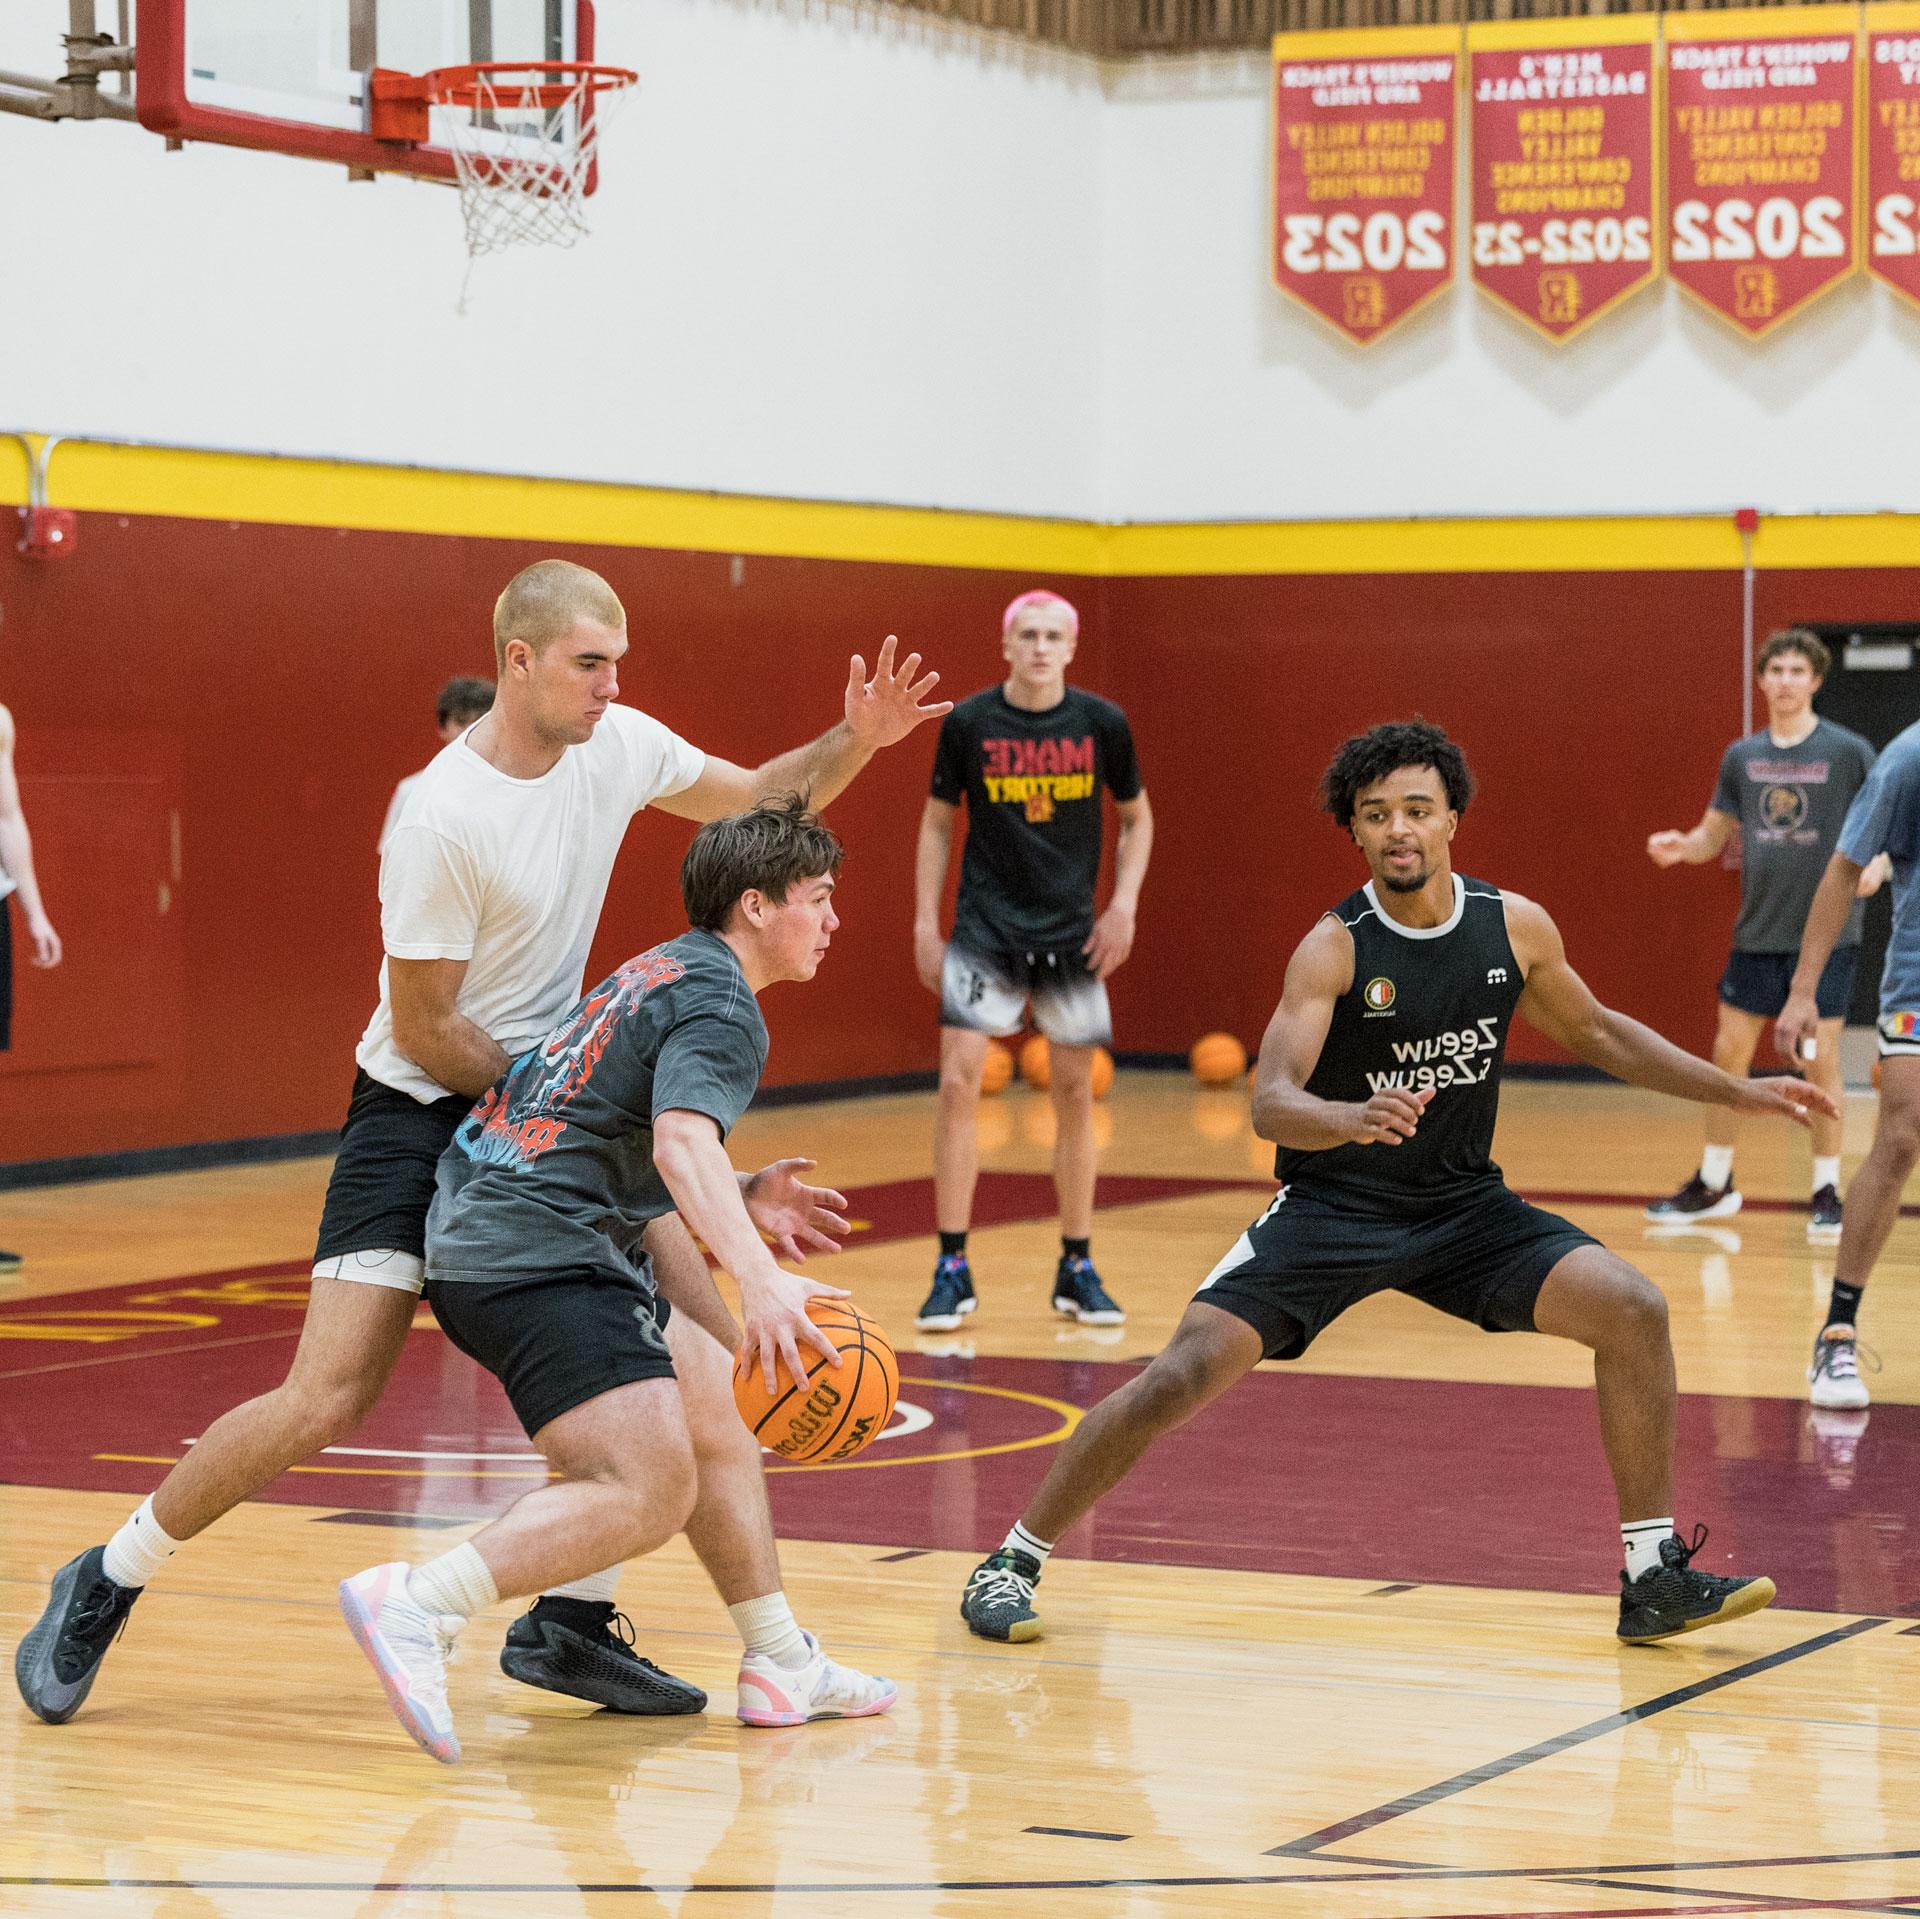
[1467,17,1661,343]
[1272,24,1460,345]
[1664,6,1860,338]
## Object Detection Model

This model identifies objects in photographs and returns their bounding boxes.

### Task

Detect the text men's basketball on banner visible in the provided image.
[1665,5,1859,338]
[1272,26,1460,346]
[1467,19,1660,343]
[1868,5,1920,309]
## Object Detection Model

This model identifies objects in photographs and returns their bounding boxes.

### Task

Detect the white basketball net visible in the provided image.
[441,68,630,273]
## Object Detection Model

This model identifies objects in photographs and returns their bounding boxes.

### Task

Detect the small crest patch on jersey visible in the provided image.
[1363,976,1396,1014]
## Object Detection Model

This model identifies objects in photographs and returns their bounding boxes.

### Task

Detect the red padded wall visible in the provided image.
[0,508,1908,1169]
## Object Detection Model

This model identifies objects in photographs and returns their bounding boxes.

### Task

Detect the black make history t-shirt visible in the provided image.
[930,685,1142,954]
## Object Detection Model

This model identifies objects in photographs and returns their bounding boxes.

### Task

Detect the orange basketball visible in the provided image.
[1190,1032,1248,1085]
[1090,1045,1114,1098]
[1019,1033,1050,1088]
[979,1039,1014,1095]
[732,1297,899,1465]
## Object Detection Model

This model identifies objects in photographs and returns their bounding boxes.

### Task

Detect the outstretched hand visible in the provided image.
[845,636,952,750]
[743,1158,852,1262]
[1734,1075,1839,1130]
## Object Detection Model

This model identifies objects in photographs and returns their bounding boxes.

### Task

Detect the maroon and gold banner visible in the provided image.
[1868,5,1920,309]
[1272,26,1459,346]
[1467,19,1660,342]
[1665,6,1859,337]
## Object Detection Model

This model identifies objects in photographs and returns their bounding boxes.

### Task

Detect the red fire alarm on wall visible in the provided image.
[16,505,77,560]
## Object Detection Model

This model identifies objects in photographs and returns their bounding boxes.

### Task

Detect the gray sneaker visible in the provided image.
[15,1545,140,1724]
[960,1548,1043,1642]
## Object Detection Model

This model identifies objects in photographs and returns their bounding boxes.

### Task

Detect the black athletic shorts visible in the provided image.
[311,1068,472,1268]
[0,894,12,1052]
[426,1270,676,1439]
[1718,945,1858,1022]
[1194,1182,1598,1361]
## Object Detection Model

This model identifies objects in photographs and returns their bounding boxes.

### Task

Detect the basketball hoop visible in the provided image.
[370,61,637,292]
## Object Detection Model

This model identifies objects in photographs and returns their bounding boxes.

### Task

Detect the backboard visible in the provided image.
[135,0,597,184]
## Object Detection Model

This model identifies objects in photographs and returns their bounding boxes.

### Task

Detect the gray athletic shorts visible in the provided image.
[939,940,1112,1048]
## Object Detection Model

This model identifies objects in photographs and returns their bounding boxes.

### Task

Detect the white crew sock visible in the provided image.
[101,1497,181,1591]
[1622,1517,1676,1581]
[729,1592,811,1671]
[407,1542,499,1620]
[1700,1145,1735,1191]
[1003,1521,1055,1570]
[1812,1156,1841,1195]
[542,1565,622,1606]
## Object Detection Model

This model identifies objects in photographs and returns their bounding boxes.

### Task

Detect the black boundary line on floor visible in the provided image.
[1364,1582,1421,1597]
[9,1852,1920,1898]
[1024,1826,1131,1842]
[872,1548,931,1562]
[1265,1617,1891,1857]
[1557,1876,1920,1916]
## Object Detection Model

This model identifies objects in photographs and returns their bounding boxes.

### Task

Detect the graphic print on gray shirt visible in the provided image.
[427,930,769,1288]
[1711,719,1875,953]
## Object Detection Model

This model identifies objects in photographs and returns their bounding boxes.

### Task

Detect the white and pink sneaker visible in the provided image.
[338,1562,463,1764]
[737,1630,897,1728]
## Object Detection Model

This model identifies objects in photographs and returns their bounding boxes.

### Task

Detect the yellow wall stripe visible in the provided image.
[4,435,1916,576]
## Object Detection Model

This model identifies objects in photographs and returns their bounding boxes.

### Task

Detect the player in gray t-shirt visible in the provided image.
[1780,717,1920,1413]
[1645,630,1883,1234]
[337,800,898,1765]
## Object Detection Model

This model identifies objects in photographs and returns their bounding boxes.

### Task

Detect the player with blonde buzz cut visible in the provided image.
[914,588,1152,1333]
[17,559,950,1732]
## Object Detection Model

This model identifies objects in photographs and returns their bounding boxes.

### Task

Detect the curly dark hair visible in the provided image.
[1320,719,1476,826]
[681,793,843,932]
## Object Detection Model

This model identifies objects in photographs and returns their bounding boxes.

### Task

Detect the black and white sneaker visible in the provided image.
[916,1255,977,1332]
[960,1548,1043,1642]
[1807,1185,1843,1242]
[1052,1255,1124,1325]
[1617,1526,1775,1643]
[500,1599,706,1715]
[1644,1174,1741,1223]
[14,1545,140,1724]
[1808,1324,1873,1410]
[0,1249,21,1273]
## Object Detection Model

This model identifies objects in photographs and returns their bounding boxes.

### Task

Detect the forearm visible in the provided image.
[657,1136,783,1289]
[1790,857,1865,994]
[0,816,47,918]
[1563,1008,1742,1107]
[394,1013,511,1100]
[913,817,953,932]
[751,723,873,812]
[1252,1080,1360,1150]
[1107,812,1152,913]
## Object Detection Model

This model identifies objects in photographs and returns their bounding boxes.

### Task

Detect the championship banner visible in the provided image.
[1867,4,1920,309]
[1664,6,1860,338]
[1272,26,1460,346]
[1467,18,1660,342]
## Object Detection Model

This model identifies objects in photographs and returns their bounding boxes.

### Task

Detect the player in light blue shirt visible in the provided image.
[1778,718,1920,1411]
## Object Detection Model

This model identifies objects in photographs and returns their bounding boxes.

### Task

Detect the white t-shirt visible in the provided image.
[357,703,706,1102]
[378,769,426,855]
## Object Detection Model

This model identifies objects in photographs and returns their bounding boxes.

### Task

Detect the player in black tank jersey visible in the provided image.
[960,721,1832,1649]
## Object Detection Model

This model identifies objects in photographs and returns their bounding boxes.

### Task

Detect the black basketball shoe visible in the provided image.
[15,1545,140,1724]
[1643,1174,1741,1223]
[917,1254,977,1332]
[500,1599,706,1714]
[960,1548,1043,1642]
[1807,1184,1843,1241]
[1617,1526,1775,1643]
[1052,1255,1124,1325]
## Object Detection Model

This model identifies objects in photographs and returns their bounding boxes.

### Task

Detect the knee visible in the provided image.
[1132,1346,1214,1426]
[279,1372,382,1448]
[938,1058,985,1102]
[654,1434,699,1535]
[1601,1275,1670,1350]
[1879,1104,1920,1166]
[1710,1029,1751,1073]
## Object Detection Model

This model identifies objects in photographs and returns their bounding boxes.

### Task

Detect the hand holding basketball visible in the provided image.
[737,1265,850,1397]
[733,1297,900,1464]
[1353,1085,1433,1145]
[742,1158,851,1262]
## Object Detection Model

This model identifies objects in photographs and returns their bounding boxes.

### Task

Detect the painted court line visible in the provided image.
[1267,1617,1893,1857]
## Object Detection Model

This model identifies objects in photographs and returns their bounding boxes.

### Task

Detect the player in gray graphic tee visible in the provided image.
[1644,629,1883,1234]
